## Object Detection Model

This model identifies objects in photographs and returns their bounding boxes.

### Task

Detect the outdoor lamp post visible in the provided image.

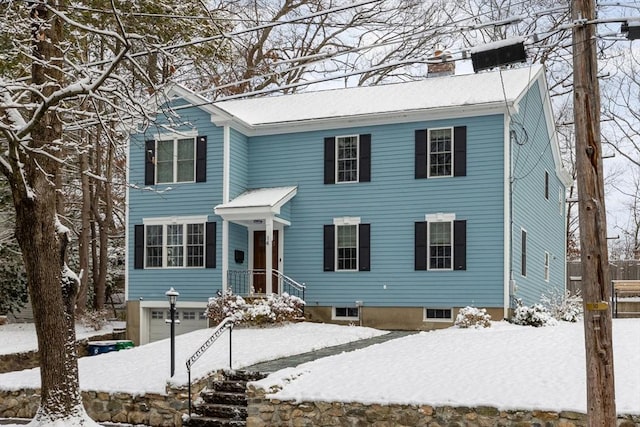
[165,287,179,377]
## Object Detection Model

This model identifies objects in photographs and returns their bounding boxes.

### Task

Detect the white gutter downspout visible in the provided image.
[221,125,231,292]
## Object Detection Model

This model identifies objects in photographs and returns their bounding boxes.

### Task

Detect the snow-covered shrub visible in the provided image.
[205,291,246,324]
[78,309,110,330]
[541,288,583,322]
[510,299,558,327]
[206,291,304,326]
[268,293,305,322]
[455,306,491,328]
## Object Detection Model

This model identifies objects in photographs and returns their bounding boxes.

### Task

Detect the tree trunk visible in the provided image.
[76,150,91,315]
[11,1,86,420]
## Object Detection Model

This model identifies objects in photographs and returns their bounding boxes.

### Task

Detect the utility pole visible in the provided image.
[571,0,617,424]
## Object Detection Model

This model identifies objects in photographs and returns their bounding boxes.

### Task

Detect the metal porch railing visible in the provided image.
[185,316,234,417]
[227,269,306,301]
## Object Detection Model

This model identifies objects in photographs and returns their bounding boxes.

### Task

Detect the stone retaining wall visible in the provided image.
[246,385,640,427]
[0,373,218,426]
[0,332,119,374]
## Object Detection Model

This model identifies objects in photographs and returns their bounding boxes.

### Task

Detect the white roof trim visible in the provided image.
[214,186,297,220]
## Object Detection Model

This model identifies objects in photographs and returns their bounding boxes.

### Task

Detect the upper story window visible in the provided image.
[323,217,370,272]
[134,217,216,269]
[337,136,359,183]
[324,134,371,184]
[157,138,195,183]
[415,126,467,179]
[415,213,466,271]
[145,135,207,185]
[429,128,453,177]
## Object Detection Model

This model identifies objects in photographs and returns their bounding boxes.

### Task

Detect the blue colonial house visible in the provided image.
[126,64,571,344]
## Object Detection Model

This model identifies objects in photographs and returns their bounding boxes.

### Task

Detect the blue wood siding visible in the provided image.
[229,222,248,271]
[247,115,506,308]
[510,81,566,306]
[128,105,224,301]
[229,128,249,200]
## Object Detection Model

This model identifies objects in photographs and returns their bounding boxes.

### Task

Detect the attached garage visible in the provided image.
[148,307,209,342]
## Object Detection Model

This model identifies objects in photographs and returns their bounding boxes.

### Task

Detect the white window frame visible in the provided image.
[155,132,198,184]
[427,127,454,178]
[332,306,360,320]
[544,252,550,282]
[424,307,453,322]
[334,217,361,271]
[426,213,455,271]
[143,216,208,269]
[335,135,360,183]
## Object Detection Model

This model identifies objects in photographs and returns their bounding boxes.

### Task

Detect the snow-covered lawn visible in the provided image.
[255,319,640,415]
[0,319,639,426]
[0,322,386,395]
[0,323,118,356]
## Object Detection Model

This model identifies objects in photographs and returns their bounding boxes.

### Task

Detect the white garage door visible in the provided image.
[148,308,208,342]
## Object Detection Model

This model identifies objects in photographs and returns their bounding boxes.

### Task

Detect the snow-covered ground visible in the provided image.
[255,319,640,415]
[0,322,386,395]
[0,323,118,356]
[0,319,639,426]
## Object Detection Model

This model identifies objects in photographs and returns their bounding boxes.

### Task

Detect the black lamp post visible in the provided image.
[165,287,179,377]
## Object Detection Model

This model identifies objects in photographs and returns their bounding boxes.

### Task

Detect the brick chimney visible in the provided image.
[427,49,455,77]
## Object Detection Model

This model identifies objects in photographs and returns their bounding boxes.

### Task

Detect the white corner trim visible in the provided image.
[425,213,455,222]
[223,126,231,204]
[333,216,361,226]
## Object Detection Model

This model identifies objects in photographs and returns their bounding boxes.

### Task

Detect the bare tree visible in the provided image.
[0,0,225,420]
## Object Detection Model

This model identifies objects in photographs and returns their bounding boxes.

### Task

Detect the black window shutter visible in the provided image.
[415,221,427,270]
[453,220,467,270]
[415,130,427,179]
[206,221,216,268]
[323,224,335,271]
[324,137,336,184]
[196,136,207,182]
[454,126,467,177]
[134,225,144,269]
[144,140,155,185]
[359,223,370,271]
[359,134,371,182]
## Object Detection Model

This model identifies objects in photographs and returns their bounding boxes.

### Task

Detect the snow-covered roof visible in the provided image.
[214,186,297,223]
[213,64,543,128]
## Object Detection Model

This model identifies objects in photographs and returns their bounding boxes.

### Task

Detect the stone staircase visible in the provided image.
[184,370,265,427]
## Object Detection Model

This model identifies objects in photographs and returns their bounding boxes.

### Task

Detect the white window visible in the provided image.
[424,213,456,270]
[333,307,359,320]
[424,308,453,322]
[428,128,453,177]
[183,311,196,320]
[156,137,196,183]
[334,217,360,271]
[336,135,359,183]
[151,311,164,320]
[544,252,550,282]
[144,216,207,268]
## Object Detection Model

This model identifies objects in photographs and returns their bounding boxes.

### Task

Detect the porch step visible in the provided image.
[183,370,266,427]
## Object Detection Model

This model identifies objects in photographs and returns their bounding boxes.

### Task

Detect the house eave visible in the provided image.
[219,102,515,137]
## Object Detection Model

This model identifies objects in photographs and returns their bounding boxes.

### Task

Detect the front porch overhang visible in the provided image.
[214,186,297,296]
[214,186,297,225]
